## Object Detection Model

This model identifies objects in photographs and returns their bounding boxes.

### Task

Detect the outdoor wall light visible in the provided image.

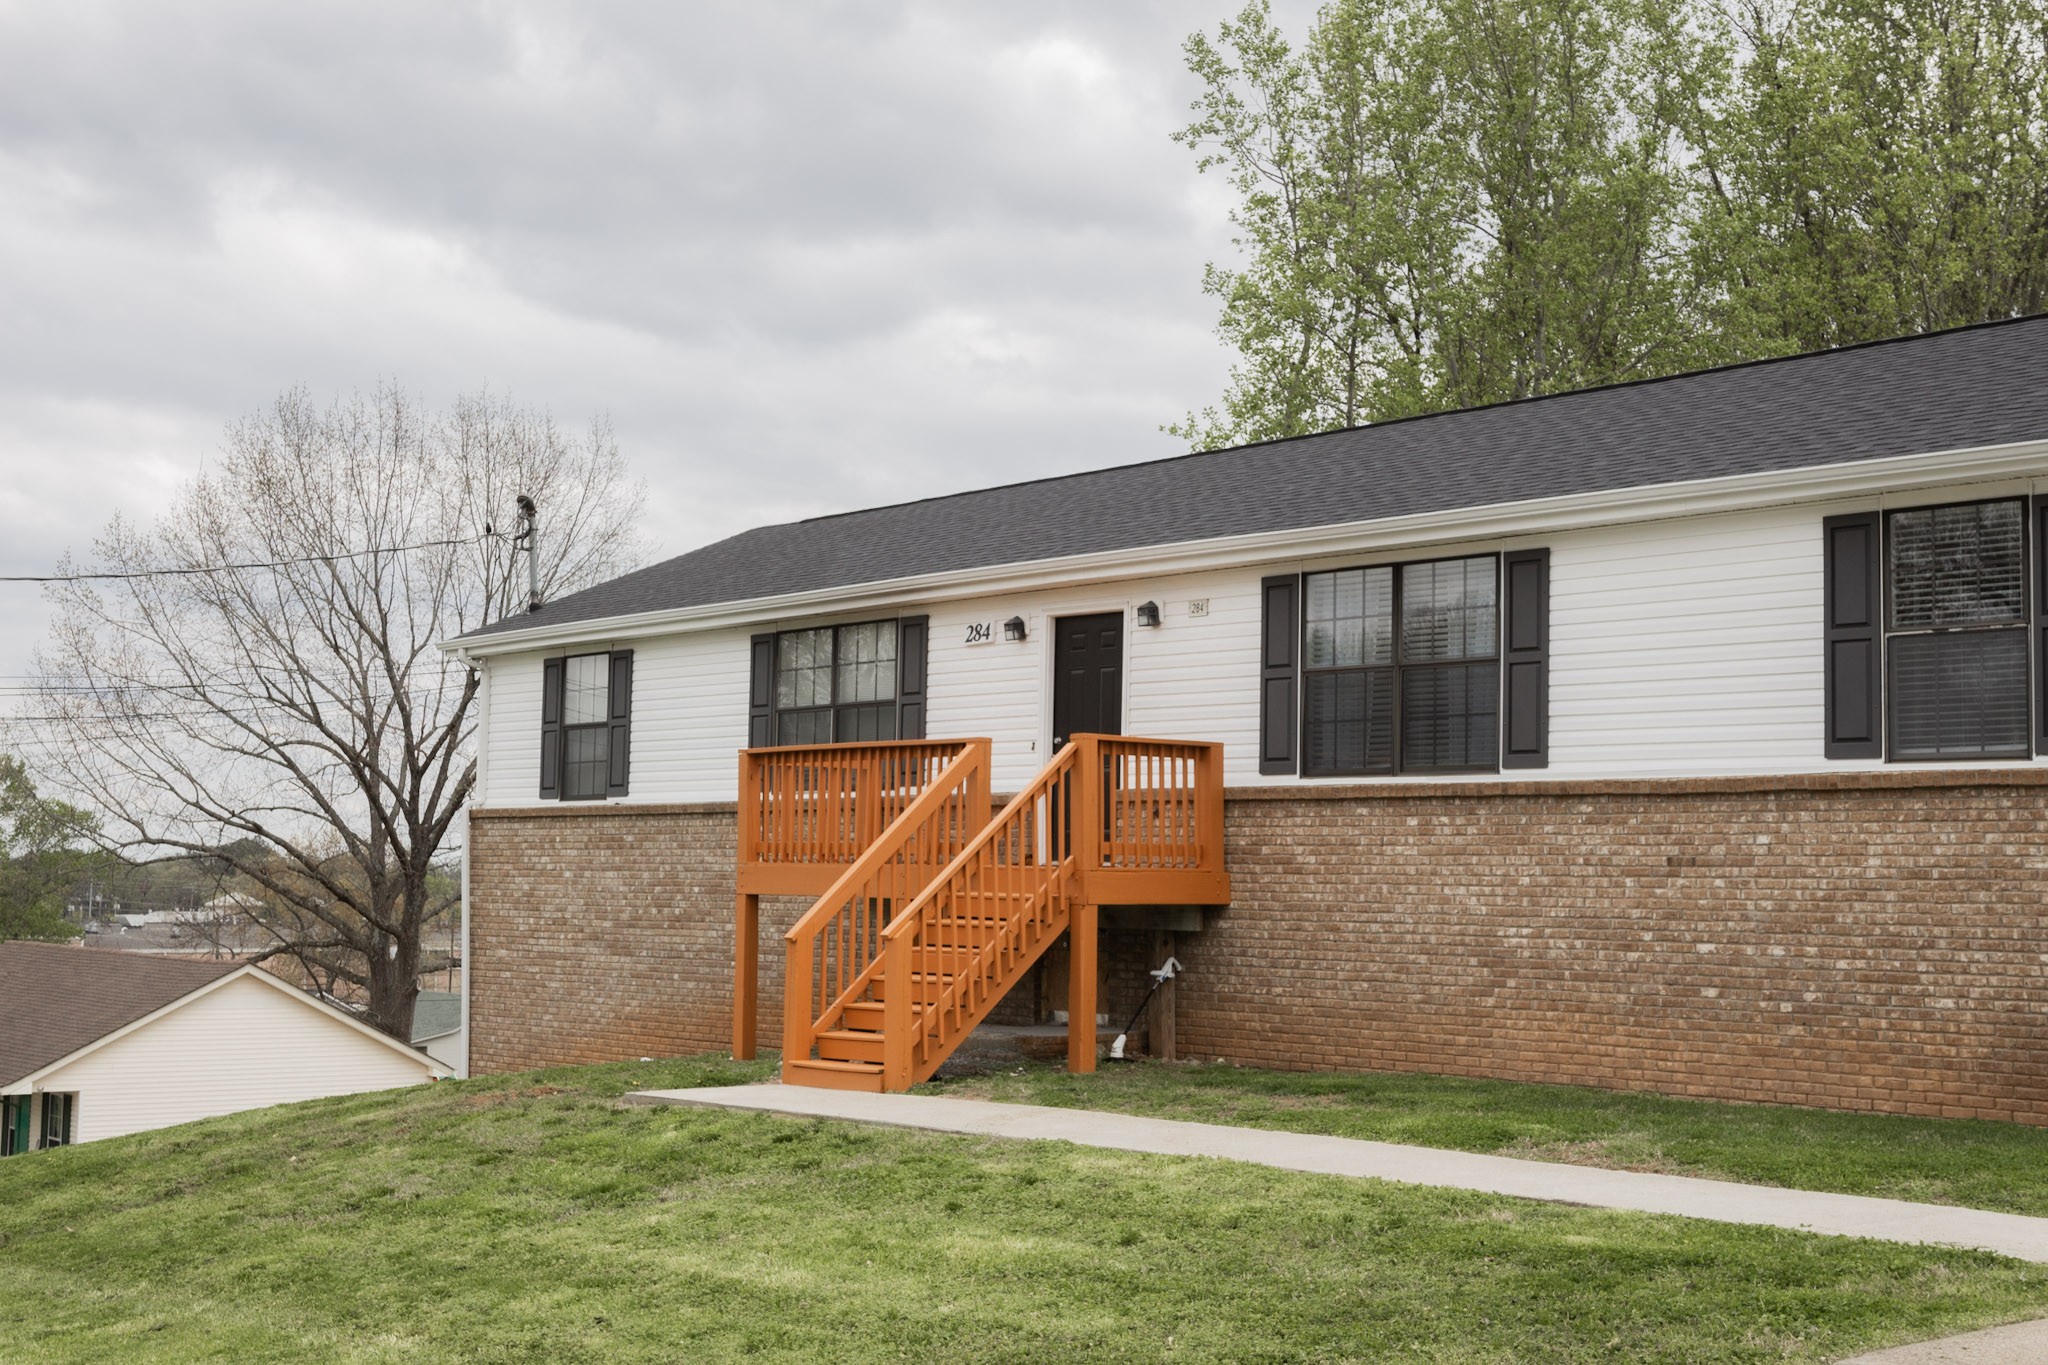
[1004,615,1028,642]
[1135,600,1162,628]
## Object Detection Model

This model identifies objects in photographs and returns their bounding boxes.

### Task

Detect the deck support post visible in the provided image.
[1067,903,1098,1074]
[733,893,758,1059]
[1152,929,1177,1062]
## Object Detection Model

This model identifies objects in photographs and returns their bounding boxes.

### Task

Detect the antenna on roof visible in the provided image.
[514,494,540,612]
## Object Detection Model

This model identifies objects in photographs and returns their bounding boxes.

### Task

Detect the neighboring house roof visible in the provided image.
[0,941,235,1087]
[411,990,462,1044]
[0,940,447,1091]
[459,315,2048,642]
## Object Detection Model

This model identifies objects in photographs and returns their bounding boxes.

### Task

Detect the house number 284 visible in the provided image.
[962,622,994,645]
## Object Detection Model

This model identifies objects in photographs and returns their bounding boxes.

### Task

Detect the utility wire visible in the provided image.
[0,531,502,584]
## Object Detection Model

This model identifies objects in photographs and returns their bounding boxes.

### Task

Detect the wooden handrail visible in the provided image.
[742,739,969,869]
[781,739,992,1066]
[773,732,1226,1091]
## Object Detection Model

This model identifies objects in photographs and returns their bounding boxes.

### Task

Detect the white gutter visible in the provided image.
[439,437,2048,660]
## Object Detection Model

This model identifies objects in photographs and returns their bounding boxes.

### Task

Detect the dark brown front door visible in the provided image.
[1053,612,1123,750]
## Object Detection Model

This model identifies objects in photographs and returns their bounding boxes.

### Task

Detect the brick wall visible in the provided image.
[468,771,2048,1123]
[1187,771,2048,1123]
[469,803,795,1073]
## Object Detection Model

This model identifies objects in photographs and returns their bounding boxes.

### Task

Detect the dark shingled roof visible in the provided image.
[0,940,238,1086]
[462,315,2048,641]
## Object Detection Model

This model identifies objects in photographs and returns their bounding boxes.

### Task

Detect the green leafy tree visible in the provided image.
[1173,0,1727,446]
[0,755,97,941]
[1176,0,2048,446]
[1692,0,2048,351]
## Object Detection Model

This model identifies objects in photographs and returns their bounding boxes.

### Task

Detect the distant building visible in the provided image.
[411,990,467,1078]
[0,941,444,1153]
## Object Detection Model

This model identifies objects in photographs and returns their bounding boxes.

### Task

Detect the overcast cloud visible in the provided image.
[0,0,1320,690]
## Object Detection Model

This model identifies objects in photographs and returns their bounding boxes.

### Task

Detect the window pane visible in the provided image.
[562,726,609,799]
[1305,567,1392,668]
[1888,501,2025,630]
[1303,668,1394,774]
[563,653,609,725]
[777,708,833,746]
[1402,557,1498,663]
[836,622,897,703]
[835,702,899,742]
[1402,661,1500,770]
[1889,630,2029,759]
[776,628,834,708]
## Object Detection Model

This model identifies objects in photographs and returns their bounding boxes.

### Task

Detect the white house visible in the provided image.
[0,941,445,1152]
[443,318,2048,1121]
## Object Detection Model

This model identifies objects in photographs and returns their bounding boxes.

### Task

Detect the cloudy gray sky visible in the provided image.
[0,1,1321,688]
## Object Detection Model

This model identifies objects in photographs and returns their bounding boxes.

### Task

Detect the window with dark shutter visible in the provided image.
[1822,512,1882,759]
[538,656,564,798]
[747,633,775,748]
[1301,554,1499,776]
[1884,499,2030,760]
[559,652,614,799]
[1501,549,1549,768]
[752,617,920,747]
[606,651,633,797]
[2036,496,2047,755]
[541,648,633,800]
[1259,575,1299,775]
[896,616,929,739]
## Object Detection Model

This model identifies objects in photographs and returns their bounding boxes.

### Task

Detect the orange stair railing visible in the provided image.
[777,740,993,1087]
[733,738,982,1059]
[779,734,1225,1093]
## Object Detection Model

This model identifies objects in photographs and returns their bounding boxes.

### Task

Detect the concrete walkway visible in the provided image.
[632,1084,2048,1263]
[1835,1318,2048,1363]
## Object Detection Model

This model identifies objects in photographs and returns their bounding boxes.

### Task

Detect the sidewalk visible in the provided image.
[631,1083,2048,1263]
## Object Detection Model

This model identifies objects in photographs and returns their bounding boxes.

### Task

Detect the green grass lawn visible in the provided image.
[3,1057,2047,1363]
[921,1059,2048,1216]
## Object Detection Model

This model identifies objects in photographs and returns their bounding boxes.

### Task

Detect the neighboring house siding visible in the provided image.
[37,975,435,1143]
[475,477,2046,807]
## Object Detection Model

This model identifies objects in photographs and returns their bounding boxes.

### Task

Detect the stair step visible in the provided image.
[783,1058,885,1092]
[839,1000,925,1029]
[815,1028,884,1064]
[869,971,959,1003]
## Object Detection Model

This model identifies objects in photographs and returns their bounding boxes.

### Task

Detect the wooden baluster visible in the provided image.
[733,892,758,1059]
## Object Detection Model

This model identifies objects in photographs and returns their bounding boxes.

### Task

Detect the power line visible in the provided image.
[0,531,501,584]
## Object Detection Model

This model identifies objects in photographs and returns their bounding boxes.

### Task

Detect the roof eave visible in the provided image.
[438,436,2048,660]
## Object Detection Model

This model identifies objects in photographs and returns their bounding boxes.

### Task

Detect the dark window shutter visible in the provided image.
[896,615,929,739]
[606,650,633,796]
[1501,548,1549,769]
[1259,574,1299,775]
[538,656,564,798]
[2036,495,2047,754]
[748,632,775,748]
[1823,511,1882,759]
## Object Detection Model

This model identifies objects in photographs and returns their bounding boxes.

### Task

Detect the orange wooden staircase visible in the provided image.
[733,734,1227,1093]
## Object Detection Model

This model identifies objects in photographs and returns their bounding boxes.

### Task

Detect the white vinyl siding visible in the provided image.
[1546,504,1828,776]
[482,631,752,805]
[469,476,2047,804]
[33,974,437,1144]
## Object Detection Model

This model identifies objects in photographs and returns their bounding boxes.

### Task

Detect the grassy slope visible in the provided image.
[922,1061,2048,1216]
[0,1058,2042,1363]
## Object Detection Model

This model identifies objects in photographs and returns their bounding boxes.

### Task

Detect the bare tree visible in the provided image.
[20,385,644,1039]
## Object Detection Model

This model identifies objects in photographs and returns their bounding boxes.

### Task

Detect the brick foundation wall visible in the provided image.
[1186,771,2048,1124]
[468,803,797,1073]
[467,770,2048,1123]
